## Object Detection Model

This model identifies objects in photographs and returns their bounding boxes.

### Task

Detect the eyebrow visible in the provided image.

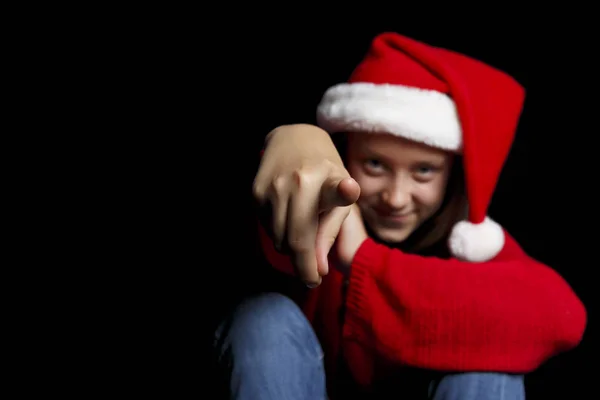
[359,147,446,167]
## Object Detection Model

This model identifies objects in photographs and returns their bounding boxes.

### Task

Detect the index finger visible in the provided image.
[319,175,361,213]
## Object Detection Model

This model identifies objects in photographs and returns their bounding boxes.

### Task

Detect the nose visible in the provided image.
[381,177,411,210]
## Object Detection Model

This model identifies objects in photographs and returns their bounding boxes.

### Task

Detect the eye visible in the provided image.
[413,163,439,181]
[416,165,434,174]
[366,159,382,168]
[363,158,385,174]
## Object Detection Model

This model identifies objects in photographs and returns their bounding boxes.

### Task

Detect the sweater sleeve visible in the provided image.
[343,233,587,373]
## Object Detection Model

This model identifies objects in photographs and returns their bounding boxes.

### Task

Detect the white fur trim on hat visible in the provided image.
[317,82,463,152]
[448,217,505,262]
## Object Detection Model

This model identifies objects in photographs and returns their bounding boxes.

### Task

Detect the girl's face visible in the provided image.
[346,132,454,244]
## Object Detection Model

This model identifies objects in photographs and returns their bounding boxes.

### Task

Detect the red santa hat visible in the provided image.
[316,32,525,262]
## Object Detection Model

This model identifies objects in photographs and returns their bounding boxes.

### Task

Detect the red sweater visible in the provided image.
[257,222,587,391]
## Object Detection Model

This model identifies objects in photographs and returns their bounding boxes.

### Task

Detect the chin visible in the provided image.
[370,225,414,244]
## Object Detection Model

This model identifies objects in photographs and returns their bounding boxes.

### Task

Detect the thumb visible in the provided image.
[315,205,351,276]
[319,175,360,212]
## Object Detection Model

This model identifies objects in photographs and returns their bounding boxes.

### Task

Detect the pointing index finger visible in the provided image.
[319,176,361,212]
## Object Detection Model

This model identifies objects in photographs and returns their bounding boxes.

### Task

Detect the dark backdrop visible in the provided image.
[106,14,595,400]
[203,24,594,399]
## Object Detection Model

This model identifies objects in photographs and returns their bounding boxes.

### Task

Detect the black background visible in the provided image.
[87,12,596,399]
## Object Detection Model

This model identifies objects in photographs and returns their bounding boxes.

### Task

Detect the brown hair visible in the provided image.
[332,133,468,259]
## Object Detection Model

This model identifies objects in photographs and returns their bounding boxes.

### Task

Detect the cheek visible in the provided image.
[350,172,383,200]
[413,180,447,209]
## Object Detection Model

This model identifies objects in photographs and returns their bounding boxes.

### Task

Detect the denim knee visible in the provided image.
[213,293,326,399]
[429,372,525,400]
[214,292,323,365]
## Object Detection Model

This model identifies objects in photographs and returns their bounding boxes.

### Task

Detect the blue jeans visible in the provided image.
[213,292,525,400]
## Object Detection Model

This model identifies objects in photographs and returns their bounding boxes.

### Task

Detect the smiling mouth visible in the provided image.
[375,211,414,223]
[374,208,412,217]
[382,213,410,220]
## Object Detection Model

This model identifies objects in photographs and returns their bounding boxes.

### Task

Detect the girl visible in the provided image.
[214,32,586,399]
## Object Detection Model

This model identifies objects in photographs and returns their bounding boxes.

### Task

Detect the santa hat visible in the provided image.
[316,32,525,262]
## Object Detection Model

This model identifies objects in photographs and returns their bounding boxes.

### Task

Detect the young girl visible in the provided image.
[214,32,587,399]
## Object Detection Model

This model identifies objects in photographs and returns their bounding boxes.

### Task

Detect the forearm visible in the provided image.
[343,238,587,372]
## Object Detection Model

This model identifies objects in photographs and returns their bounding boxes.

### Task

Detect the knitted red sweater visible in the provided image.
[258,223,587,390]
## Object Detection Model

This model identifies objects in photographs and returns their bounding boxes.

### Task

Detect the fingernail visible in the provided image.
[306,281,319,289]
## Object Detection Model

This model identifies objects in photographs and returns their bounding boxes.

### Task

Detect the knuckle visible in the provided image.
[287,237,311,254]
[252,180,265,201]
[271,175,287,195]
[292,167,319,188]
